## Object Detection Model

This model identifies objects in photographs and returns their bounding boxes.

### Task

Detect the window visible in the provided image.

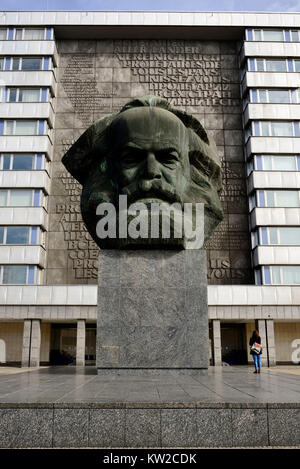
[255,227,300,245]
[12,154,34,170]
[6,227,29,244]
[2,265,27,284]
[255,190,300,208]
[5,120,37,135]
[24,29,45,40]
[268,90,292,103]
[254,29,284,42]
[263,30,284,41]
[0,120,47,136]
[0,226,41,245]
[14,28,45,40]
[253,30,262,41]
[273,227,300,245]
[0,189,44,207]
[21,58,42,70]
[281,267,300,284]
[0,29,7,40]
[247,28,300,43]
[19,88,40,102]
[6,57,49,71]
[14,89,38,102]
[5,87,49,103]
[248,58,288,72]
[0,154,46,171]
[255,269,262,285]
[254,155,299,171]
[291,30,300,42]
[10,190,33,206]
[266,60,287,72]
[15,29,22,40]
[268,90,290,103]
[251,121,299,137]
[294,60,300,72]
[264,266,300,285]
[271,122,294,137]
[0,265,40,285]
[0,58,4,70]
[256,59,265,71]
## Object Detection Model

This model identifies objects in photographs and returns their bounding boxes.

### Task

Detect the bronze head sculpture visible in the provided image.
[62,96,223,249]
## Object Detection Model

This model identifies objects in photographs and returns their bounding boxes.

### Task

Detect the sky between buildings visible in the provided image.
[0,0,299,13]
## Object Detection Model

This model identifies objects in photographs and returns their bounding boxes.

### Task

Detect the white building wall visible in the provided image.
[0,171,51,193]
[242,30,300,286]
[0,246,46,267]
[0,71,57,94]
[0,103,54,127]
[246,137,300,157]
[243,41,300,58]
[0,40,57,57]
[244,104,300,123]
[242,72,300,95]
[0,136,53,158]
[248,172,300,191]
[0,29,56,287]
[253,246,300,266]
[0,207,48,229]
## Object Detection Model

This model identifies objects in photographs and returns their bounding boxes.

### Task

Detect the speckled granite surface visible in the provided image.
[0,366,298,447]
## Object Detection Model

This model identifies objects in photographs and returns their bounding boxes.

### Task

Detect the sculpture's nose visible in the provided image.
[144,152,161,180]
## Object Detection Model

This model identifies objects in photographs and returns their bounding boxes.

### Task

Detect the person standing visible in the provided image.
[249,330,262,373]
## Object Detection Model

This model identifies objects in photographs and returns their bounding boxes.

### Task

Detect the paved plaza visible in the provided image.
[0,366,299,404]
[0,366,299,448]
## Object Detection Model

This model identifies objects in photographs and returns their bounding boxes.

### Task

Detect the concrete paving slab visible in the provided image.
[0,365,298,404]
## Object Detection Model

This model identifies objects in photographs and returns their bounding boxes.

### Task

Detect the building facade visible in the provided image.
[0,11,300,367]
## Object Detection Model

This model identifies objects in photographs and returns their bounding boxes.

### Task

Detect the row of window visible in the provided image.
[246,88,300,105]
[247,58,300,73]
[0,57,52,71]
[246,121,300,140]
[0,28,53,41]
[258,266,300,285]
[252,227,300,247]
[250,190,300,209]
[0,226,43,245]
[246,29,300,43]
[0,189,45,207]
[0,120,48,136]
[0,153,47,171]
[248,155,300,172]
[0,87,50,103]
[0,265,40,285]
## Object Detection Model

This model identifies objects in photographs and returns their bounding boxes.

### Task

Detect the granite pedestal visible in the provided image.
[0,366,299,448]
[96,250,209,372]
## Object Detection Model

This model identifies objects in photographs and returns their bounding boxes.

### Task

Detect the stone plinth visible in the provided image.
[96,250,209,371]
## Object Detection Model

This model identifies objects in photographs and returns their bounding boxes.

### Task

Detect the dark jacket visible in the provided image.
[249,335,262,355]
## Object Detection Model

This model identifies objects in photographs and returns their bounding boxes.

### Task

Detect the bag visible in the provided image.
[251,342,262,354]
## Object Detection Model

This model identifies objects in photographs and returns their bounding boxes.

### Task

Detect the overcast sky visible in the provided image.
[0,0,299,13]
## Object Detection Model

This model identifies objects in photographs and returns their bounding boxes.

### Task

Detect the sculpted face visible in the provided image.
[62,96,223,249]
[108,107,190,206]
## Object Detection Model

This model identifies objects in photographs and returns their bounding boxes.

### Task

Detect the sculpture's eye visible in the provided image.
[121,148,143,166]
[157,150,179,167]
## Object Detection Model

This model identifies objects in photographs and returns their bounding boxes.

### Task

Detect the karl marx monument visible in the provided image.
[63,96,223,372]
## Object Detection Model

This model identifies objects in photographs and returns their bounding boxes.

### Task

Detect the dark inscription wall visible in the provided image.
[47,39,253,285]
